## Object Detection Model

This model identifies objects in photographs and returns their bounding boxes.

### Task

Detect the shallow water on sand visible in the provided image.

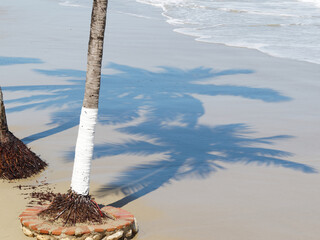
[60,0,320,64]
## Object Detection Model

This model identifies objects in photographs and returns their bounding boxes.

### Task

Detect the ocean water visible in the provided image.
[59,0,320,65]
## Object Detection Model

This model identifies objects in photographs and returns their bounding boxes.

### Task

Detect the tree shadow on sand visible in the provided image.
[3,62,290,144]
[96,122,316,208]
[0,56,43,66]
[2,61,316,207]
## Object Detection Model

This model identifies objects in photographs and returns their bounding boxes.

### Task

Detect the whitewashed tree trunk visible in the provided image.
[71,0,108,196]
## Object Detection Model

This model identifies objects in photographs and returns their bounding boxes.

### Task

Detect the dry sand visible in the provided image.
[1,0,320,239]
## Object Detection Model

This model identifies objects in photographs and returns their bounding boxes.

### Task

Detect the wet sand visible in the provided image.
[1,0,320,239]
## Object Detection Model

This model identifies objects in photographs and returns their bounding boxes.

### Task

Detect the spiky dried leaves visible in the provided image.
[38,189,114,226]
[0,131,47,180]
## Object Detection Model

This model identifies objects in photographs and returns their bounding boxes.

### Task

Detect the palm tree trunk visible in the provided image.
[71,0,108,196]
[37,0,111,225]
[0,87,9,143]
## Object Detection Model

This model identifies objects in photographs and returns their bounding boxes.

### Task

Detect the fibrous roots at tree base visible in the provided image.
[38,189,115,226]
[0,131,47,180]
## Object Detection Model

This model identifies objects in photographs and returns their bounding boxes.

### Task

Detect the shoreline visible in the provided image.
[1,0,320,239]
[140,0,320,66]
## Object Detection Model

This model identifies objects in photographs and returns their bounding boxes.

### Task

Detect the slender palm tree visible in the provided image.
[0,88,8,143]
[0,87,47,179]
[70,0,108,197]
[39,0,113,225]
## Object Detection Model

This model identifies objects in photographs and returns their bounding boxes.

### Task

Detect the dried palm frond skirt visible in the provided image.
[38,189,115,226]
[0,131,47,180]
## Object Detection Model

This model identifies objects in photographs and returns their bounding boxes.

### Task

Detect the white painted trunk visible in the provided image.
[70,0,108,196]
[70,107,98,195]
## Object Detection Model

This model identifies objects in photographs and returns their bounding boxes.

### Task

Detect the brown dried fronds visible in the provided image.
[29,191,57,206]
[38,189,114,226]
[14,179,56,206]
[0,131,47,180]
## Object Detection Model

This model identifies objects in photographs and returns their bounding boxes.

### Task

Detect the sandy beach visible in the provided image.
[1,0,320,239]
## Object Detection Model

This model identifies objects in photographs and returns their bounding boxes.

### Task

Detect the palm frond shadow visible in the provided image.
[3,62,290,144]
[2,60,314,207]
[95,122,316,208]
[0,56,43,66]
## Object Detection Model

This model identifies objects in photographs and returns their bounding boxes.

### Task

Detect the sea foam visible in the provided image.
[57,0,320,65]
[136,0,320,65]
[58,0,89,8]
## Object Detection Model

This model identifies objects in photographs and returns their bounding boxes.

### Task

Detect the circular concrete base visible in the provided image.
[19,205,138,240]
